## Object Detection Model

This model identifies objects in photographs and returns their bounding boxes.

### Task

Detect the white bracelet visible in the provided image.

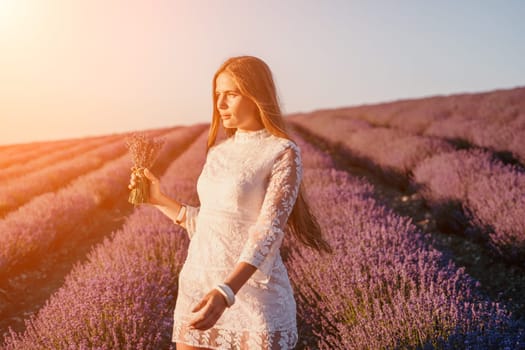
[214,283,235,307]
[175,204,186,225]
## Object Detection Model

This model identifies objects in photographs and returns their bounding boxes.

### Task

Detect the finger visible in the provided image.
[190,304,221,327]
[189,312,211,330]
[143,168,157,183]
[191,297,208,313]
[192,318,215,331]
[188,307,210,328]
[191,310,221,330]
[189,299,214,327]
[188,313,205,328]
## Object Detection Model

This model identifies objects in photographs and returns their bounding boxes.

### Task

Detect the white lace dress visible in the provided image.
[171,128,301,349]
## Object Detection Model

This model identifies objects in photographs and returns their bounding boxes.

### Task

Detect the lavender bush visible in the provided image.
[424,113,525,164]
[287,134,524,349]
[0,127,202,277]
[291,120,454,189]
[412,149,525,263]
[292,87,525,165]
[0,129,178,217]
[0,139,80,170]
[1,130,208,349]
[0,134,121,183]
[0,137,128,216]
[2,208,187,350]
[292,101,525,263]
[2,128,523,349]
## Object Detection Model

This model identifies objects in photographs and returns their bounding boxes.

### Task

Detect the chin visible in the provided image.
[222,120,236,128]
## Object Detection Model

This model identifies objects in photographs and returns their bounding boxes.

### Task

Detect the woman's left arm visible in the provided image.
[188,262,257,330]
[189,143,302,330]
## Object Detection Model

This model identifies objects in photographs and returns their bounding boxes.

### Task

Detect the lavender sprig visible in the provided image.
[125,132,165,205]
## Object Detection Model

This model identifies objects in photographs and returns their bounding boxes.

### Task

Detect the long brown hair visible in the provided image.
[207,55,331,254]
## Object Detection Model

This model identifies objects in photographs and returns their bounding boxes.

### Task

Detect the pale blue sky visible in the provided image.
[0,0,524,145]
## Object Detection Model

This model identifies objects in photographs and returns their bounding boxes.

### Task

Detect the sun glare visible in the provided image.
[0,0,21,29]
[0,0,45,41]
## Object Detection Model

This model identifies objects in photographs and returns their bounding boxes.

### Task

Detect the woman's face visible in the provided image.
[215,72,263,131]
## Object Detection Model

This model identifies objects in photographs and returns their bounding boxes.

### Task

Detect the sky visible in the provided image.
[0,0,524,145]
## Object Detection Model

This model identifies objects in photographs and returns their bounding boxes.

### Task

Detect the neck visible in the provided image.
[237,123,264,132]
[237,127,264,132]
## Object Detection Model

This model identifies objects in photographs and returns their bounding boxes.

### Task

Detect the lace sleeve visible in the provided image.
[238,142,302,283]
[184,205,200,239]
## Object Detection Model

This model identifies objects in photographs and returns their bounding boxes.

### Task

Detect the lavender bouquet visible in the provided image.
[125,132,165,205]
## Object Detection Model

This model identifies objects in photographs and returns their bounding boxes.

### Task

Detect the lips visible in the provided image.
[221,114,231,120]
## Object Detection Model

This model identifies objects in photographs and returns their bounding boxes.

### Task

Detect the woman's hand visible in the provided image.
[128,167,164,206]
[188,289,228,330]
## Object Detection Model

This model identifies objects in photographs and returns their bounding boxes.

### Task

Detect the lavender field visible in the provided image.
[1,87,525,349]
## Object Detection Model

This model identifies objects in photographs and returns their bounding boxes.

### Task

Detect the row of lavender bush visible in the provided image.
[0,134,124,182]
[0,126,203,278]
[0,138,81,169]
[291,117,525,264]
[0,128,174,217]
[287,133,524,349]
[0,132,130,169]
[412,148,525,263]
[352,87,524,133]
[290,87,525,164]
[372,89,525,165]
[290,118,454,189]
[0,136,130,217]
[0,127,176,177]
[1,129,208,349]
[4,127,522,349]
[423,113,525,165]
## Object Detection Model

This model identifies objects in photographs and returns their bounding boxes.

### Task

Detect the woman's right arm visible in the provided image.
[153,193,187,229]
[129,168,199,236]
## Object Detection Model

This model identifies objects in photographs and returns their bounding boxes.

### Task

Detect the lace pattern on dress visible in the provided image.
[173,323,298,350]
[238,143,302,283]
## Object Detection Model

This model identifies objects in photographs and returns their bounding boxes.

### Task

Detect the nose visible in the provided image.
[217,93,228,110]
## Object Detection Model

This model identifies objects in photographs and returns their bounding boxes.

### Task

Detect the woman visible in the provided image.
[129,55,331,350]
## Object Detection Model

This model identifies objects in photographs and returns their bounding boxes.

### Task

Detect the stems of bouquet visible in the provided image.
[125,133,165,206]
[128,167,150,205]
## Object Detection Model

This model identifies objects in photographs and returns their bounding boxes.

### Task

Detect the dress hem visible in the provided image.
[172,322,298,350]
